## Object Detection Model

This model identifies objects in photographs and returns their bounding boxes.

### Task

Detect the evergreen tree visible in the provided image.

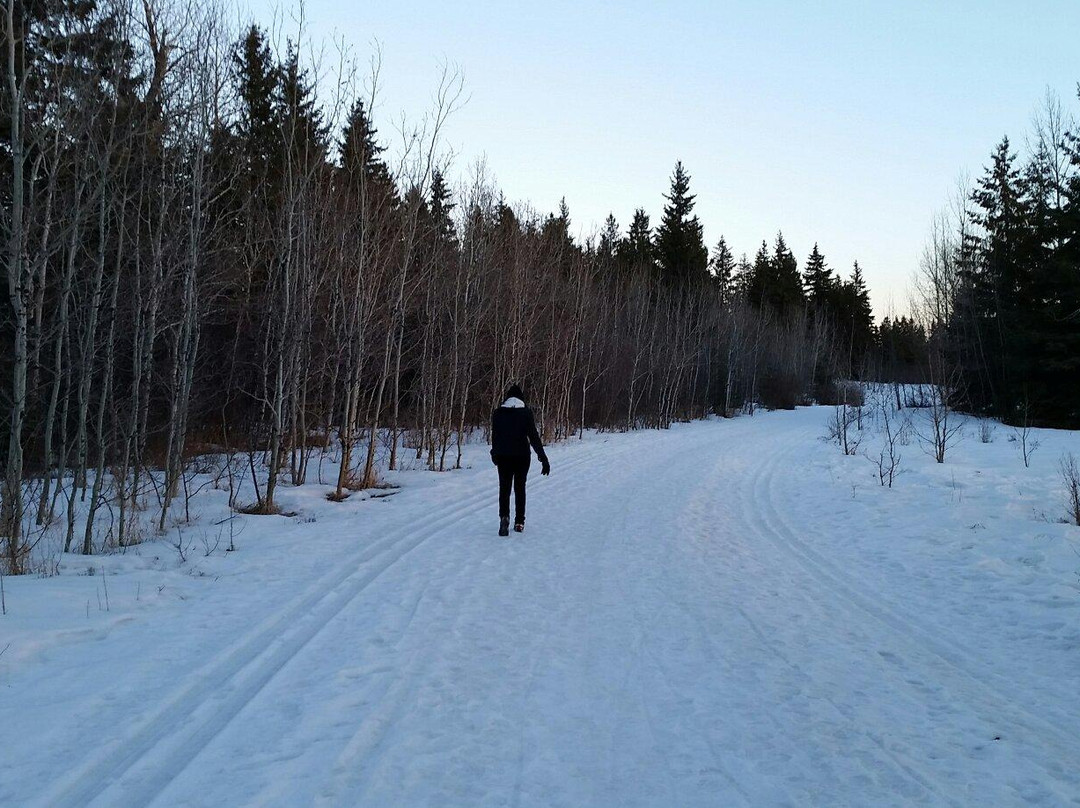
[745,240,772,306]
[654,161,708,285]
[279,42,328,163]
[846,261,875,362]
[541,198,576,264]
[931,108,1080,428]
[339,98,397,207]
[3,0,137,139]
[879,316,928,383]
[745,232,804,316]
[802,243,836,311]
[830,261,876,374]
[732,253,754,297]
[956,137,1039,418]
[709,237,736,302]
[336,98,398,298]
[234,25,280,179]
[598,214,621,262]
[618,208,655,271]
[769,233,803,315]
[495,198,520,242]
[429,169,457,249]
[1034,104,1080,424]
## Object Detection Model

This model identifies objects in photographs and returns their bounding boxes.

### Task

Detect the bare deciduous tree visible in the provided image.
[1060,452,1080,527]
[915,350,963,464]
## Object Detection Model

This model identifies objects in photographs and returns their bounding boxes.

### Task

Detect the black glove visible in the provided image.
[541,458,551,476]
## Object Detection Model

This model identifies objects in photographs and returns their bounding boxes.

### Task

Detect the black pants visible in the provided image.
[496,455,530,522]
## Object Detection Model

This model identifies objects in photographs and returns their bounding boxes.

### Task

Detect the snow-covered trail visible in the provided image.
[5,411,1080,807]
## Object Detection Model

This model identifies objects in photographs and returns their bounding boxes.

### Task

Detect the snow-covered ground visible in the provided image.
[1,406,1079,807]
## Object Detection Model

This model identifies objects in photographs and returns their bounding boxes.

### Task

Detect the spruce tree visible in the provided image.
[802,243,836,311]
[732,253,754,298]
[542,197,576,260]
[429,169,457,249]
[746,240,772,306]
[958,137,1037,418]
[831,261,876,374]
[598,214,621,262]
[618,208,655,271]
[1037,107,1080,425]
[279,42,328,163]
[234,25,280,180]
[847,261,875,362]
[709,237,736,302]
[4,0,136,137]
[654,161,708,285]
[495,199,520,241]
[770,233,803,315]
[746,232,804,316]
[879,316,928,383]
[339,99,396,207]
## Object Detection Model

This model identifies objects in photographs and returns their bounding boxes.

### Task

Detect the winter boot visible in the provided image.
[514,521,525,533]
[498,517,510,537]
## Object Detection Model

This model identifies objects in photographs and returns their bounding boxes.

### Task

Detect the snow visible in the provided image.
[1,406,1079,807]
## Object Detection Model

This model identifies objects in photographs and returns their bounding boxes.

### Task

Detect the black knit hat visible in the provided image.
[504,384,525,402]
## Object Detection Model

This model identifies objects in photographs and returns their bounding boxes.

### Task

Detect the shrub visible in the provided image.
[759,371,804,410]
[867,384,904,486]
[1012,415,1041,469]
[815,380,865,408]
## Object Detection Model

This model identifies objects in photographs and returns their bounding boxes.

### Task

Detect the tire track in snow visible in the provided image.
[749,423,1080,787]
[38,438,624,808]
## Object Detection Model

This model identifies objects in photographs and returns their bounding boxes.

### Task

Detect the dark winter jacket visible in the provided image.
[490,398,548,463]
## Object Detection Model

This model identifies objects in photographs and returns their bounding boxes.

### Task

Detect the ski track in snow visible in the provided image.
[746,429,1079,805]
[35,437,630,808]
[756,431,1077,755]
[3,410,1079,807]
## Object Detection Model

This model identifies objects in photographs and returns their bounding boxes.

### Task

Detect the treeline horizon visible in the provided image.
[0,0,986,572]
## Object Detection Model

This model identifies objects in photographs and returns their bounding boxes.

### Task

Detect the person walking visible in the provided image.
[490,384,550,536]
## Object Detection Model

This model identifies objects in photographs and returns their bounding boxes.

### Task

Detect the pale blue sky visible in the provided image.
[248,0,1080,316]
